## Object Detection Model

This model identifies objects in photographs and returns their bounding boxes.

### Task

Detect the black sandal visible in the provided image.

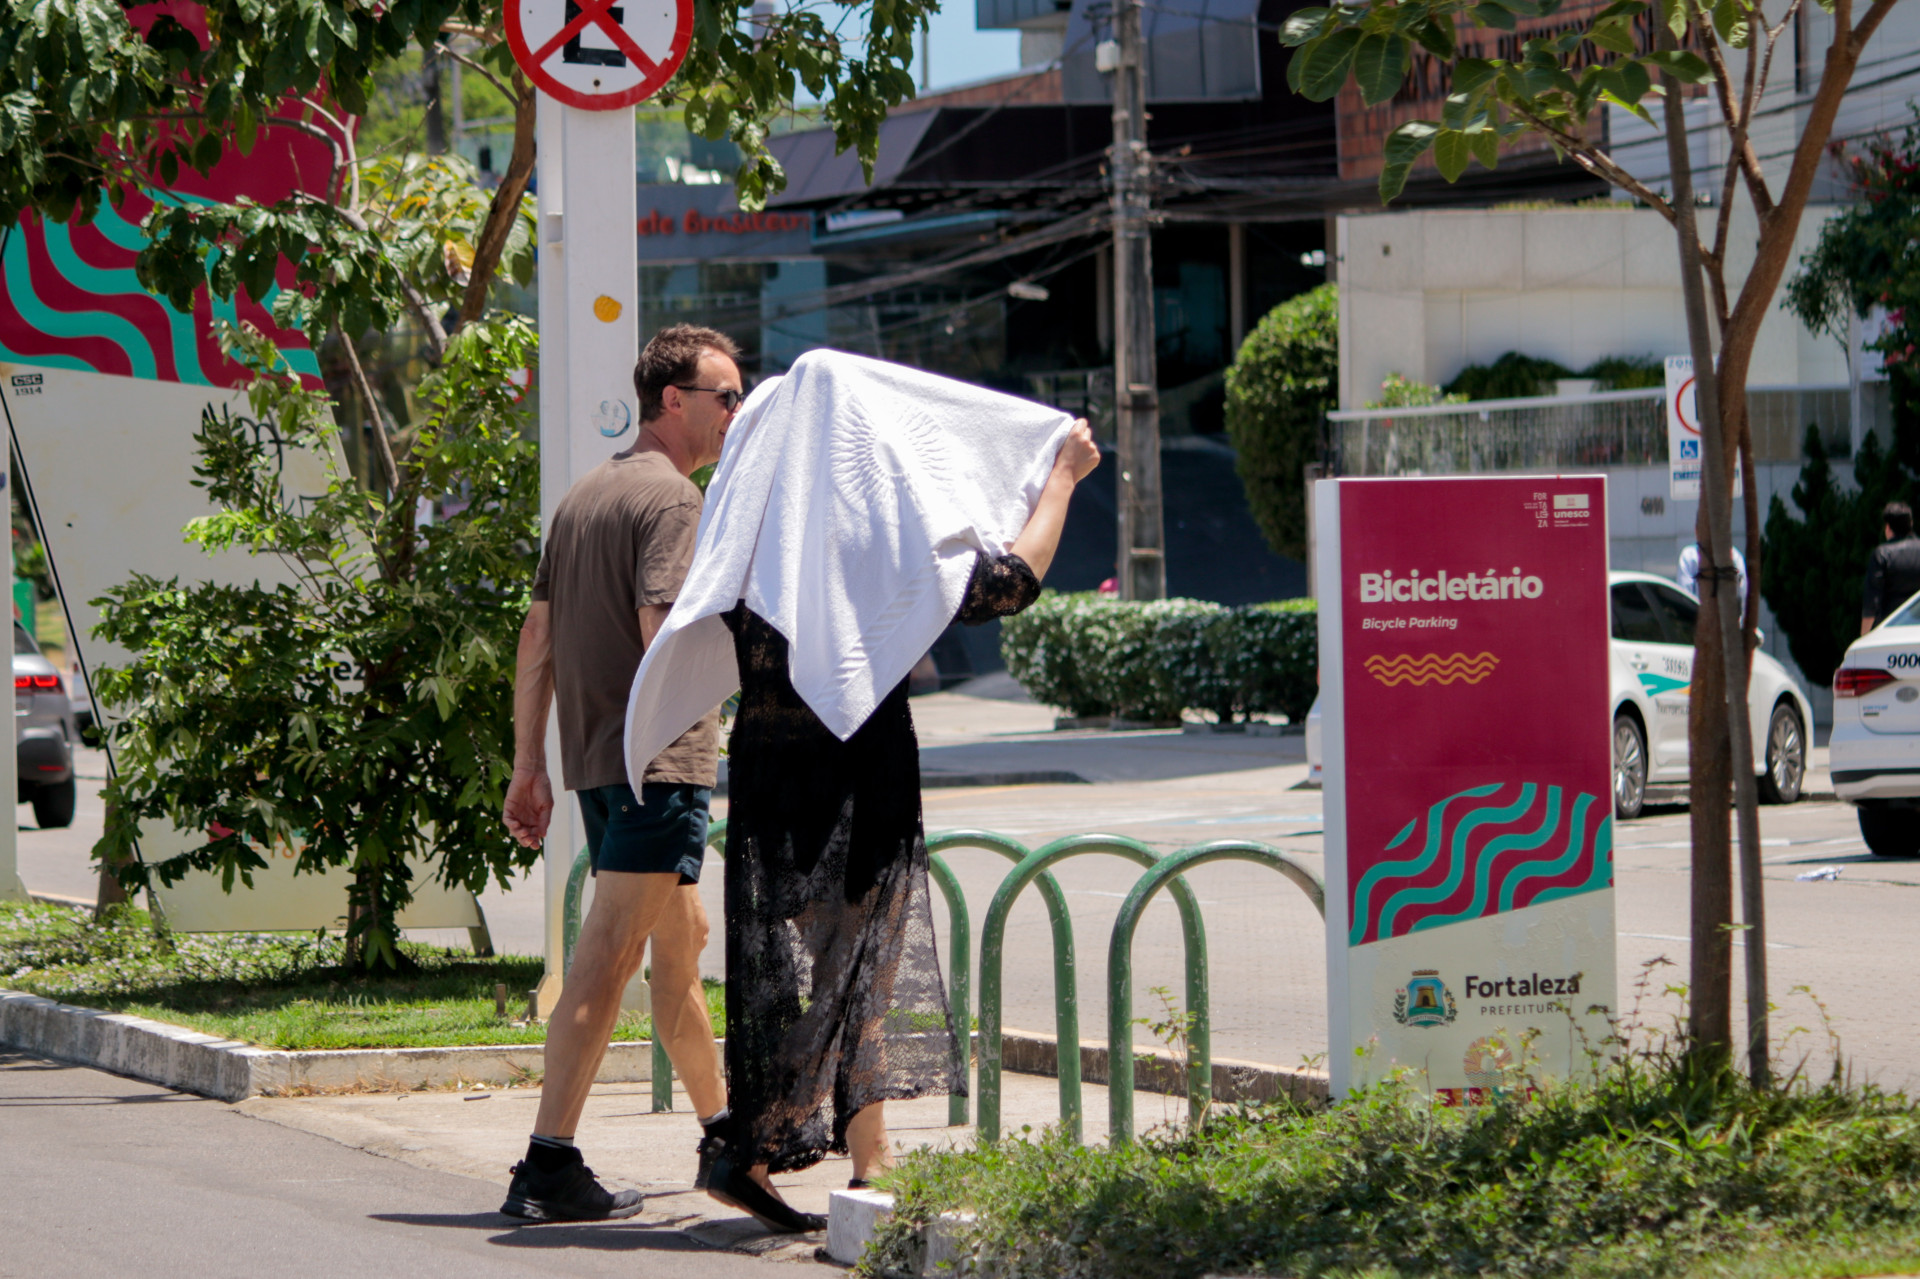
[705,1150,826,1234]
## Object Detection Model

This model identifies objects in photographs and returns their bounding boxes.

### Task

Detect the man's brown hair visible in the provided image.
[634,325,742,422]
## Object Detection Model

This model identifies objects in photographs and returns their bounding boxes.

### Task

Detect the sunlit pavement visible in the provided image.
[19,694,1915,1091]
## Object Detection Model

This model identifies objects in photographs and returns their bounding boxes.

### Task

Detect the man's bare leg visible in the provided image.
[532,870,682,1139]
[647,882,726,1117]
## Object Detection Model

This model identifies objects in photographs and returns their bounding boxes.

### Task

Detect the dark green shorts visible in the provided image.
[576,782,710,884]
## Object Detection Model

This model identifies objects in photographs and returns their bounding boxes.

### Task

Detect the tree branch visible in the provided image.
[1696,18,1776,216]
[338,327,401,495]
[1506,100,1678,221]
[460,75,537,325]
[439,44,515,102]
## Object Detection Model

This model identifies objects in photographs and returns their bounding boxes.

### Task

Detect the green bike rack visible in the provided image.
[1105,840,1324,1144]
[976,834,1209,1144]
[924,830,1069,1127]
[567,818,990,1120]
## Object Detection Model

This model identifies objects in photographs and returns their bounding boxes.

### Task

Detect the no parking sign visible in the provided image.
[507,0,693,109]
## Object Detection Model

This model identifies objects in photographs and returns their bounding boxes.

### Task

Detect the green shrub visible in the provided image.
[1001,594,1316,723]
[864,1055,1920,1279]
[1224,283,1337,561]
[1444,350,1575,399]
[1583,354,1665,389]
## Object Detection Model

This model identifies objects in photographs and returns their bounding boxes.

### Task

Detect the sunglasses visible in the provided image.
[674,385,746,413]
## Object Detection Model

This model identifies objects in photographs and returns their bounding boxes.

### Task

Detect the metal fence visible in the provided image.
[1324,384,1877,478]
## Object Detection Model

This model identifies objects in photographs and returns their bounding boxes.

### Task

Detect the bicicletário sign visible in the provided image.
[1313,475,1617,1102]
[507,0,692,110]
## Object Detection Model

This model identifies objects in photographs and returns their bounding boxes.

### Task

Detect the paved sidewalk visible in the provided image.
[0,1051,774,1279]
[237,1069,1179,1261]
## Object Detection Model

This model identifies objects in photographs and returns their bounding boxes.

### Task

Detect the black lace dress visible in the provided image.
[718,552,1041,1173]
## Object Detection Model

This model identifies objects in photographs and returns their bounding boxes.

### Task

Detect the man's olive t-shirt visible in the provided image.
[532,450,719,791]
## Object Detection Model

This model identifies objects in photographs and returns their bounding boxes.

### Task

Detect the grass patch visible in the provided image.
[1,898,723,1050]
[867,1049,1920,1278]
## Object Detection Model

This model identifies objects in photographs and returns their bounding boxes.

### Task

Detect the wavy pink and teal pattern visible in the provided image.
[1350,782,1611,947]
[0,194,319,389]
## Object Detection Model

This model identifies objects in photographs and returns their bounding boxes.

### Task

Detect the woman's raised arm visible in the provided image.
[1008,419,1100,582]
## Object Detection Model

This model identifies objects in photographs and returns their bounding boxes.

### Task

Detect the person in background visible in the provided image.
[497,325,742,1222]
[1862,501,1920,633]
[1677,543,1747,613]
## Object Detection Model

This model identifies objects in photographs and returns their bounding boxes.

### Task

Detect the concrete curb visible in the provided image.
[0,989,655,1101]
[999,1027,1330,1107]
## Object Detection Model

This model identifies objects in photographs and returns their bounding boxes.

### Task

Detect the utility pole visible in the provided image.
[1108,0,1164,599]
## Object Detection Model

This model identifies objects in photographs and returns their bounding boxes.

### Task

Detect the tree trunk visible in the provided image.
[460,77,537,326]
[1660,49,1739,1075]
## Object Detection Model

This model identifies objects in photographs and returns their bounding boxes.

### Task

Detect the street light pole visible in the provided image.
[1109,0,1164,600]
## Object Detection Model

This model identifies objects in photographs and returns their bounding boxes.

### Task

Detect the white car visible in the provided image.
[1302,571,1813,820]
[1828,593,1920,855]
[1607,572,1812,819]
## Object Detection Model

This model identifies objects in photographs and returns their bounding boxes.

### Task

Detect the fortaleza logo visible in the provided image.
[1358,568,1544,603]
[1465,972,1583,998]
[1392,970,1458,1027]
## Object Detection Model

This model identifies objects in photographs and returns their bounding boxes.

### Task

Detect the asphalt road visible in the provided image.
[0,1052,782,1279]
[18,720,1920,1092]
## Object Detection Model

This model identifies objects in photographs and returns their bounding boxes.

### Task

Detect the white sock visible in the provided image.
[698,1107,729,1129]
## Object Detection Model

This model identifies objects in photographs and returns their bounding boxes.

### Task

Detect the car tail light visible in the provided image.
[1835,667,1898,698]
[13,674,59,692]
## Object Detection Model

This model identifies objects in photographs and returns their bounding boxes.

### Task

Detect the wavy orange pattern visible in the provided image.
[1363,652,1500,686]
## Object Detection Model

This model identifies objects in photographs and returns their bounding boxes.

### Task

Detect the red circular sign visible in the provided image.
[1673,374,1699,436]
[506,0,693,110]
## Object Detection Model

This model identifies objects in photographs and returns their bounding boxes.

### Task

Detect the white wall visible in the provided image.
[1336,207,1850,411]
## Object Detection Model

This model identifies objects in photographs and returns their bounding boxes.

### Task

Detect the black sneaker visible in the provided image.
[694,1132,724,1192]
[500,1157,645,1222]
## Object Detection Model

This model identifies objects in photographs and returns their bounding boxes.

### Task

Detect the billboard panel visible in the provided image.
[1315,475,1616,1100]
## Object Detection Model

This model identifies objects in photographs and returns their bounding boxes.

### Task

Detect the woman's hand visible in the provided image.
[1054,419,1100,484]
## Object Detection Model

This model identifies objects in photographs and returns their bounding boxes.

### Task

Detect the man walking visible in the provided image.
[1863,500,1920,634]
[499,325,743,1221]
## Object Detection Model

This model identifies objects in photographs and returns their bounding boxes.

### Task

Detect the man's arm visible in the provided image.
[504,601,556,848]
[639,603,671,649]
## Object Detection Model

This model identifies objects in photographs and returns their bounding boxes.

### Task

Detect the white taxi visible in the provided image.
[1305,571,1814,819]
[1607,572,1812,819]
[1829,593,1920,854]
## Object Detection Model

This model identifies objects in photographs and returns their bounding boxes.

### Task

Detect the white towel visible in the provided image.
[623,349,1073,786]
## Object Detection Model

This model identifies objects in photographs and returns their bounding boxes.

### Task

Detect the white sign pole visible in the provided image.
[533,97,639,1012]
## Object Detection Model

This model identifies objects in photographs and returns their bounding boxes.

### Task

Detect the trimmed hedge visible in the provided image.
[1000,592,1317,723]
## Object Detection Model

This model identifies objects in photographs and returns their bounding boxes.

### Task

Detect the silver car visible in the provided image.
[15,621,76,827]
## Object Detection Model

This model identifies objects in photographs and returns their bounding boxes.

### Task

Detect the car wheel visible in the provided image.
[1758,702,1806,805]
[1613,712,1647,820]
[30,778,75,829]
[1858,804,1920,858]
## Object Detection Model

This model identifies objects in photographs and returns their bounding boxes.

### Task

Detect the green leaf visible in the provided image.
[1642,48,1711,80]
[1711,0,1752,46]
[1279,6,1333,46]
[1617,58,1652,100]
[235,103,258,157]
[1433,129,1471,181]
[1469,126,1500,169]
[1412,17,1457,58]
[1600,87,1656,125]
[1353,33,1410,106]
[1473,1,1518,28]
[1588,17,1637,52]
[1591,0,1649,19]
[1300,28,1363,101]
[1451,57,1497,93]
[1385,119,1442,163]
